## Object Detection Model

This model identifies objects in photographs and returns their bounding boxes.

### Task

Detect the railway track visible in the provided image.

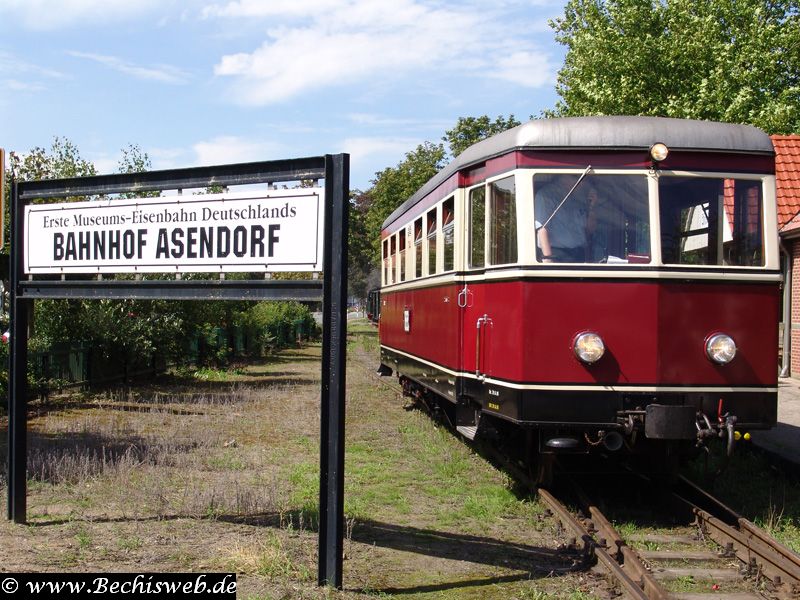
[356,338,800,599]
[535,468,800,600]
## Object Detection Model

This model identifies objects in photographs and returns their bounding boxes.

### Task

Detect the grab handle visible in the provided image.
[475,314,492,379]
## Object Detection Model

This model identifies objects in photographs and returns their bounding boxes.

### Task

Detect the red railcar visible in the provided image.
[377,116,779,471]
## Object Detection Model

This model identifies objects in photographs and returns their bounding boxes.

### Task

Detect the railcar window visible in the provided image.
[660,177,764,266]
[399,229,407,282]
[443,198,455,271]
[533,174,649,264]
[414,218,423,279]
[389,235,396,285]
[489,176,517,265]
[469,186,486,268]
[382,239,389,285]
[427,208,437,275]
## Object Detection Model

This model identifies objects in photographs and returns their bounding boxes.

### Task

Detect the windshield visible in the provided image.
[659,176,764,266]
[533,174,651,264]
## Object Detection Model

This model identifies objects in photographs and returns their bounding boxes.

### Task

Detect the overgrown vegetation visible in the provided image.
[0,324,616,599]
[684,444,800,553]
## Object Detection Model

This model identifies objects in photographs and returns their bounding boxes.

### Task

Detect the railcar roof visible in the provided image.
[382,116,774,230]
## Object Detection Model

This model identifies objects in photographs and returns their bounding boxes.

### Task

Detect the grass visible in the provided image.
[0,321,614,598]
[221,531,314,581]
[683,443,800,553]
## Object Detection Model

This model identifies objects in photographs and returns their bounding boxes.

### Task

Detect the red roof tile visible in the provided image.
[773,135,800,232]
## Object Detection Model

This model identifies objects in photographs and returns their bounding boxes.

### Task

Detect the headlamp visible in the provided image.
[706,333,736,365]
[573,332,605,364]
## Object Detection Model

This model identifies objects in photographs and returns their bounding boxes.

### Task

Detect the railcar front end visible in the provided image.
[378,117,779,462]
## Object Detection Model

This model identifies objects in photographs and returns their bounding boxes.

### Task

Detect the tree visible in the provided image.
[5,139,188,374]
[348,189,375,298]
[9,137,97,182]
[118,143,163,201]
[549,0,800,134]
[4,138,98,245]
[364,142,447,264]
[443,115,521,157]
[117,143,152,173]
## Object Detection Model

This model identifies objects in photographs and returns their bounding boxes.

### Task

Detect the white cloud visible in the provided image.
[340,136,421,166]
[148,147,188,171]
[0,51,66,80]
[208,0,555,106]
[202,0,340,19]
[346,113,451,130]
[111,139,283,174]
[0,51,66,95]
[68,51,191,84]
[0,0,166,30]
[90,155,120,175]
[3,79,47,92]
[491,51,558,88]
[192,136,284,166]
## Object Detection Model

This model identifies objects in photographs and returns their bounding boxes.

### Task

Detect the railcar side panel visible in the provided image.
[382,279,778,388]
[379,282,461,372]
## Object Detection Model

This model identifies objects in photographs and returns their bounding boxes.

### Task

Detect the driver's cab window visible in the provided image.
[533,173,650,264]
[659,177,764,266]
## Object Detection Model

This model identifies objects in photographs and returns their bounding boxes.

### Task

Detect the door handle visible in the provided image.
[457,286,473,308]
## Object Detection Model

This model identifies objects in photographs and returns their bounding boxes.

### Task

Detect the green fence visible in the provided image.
[28,320,315,398]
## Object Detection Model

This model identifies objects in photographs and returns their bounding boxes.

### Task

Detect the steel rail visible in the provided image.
[675,476,800,597]
[537,487,655,600]
[567,482,670,600]
[381,368,666,600]
[369,362,793,598]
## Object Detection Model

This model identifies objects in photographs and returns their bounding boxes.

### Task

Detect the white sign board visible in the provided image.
[24,188,324,274]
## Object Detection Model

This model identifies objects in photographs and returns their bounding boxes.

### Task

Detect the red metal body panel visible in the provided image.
[380,283,461,371]
[380,279,779,387]
[516,150,775,174]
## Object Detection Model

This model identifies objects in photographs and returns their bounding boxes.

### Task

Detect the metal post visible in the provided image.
[7,180,28,523]
[318,154,349,588]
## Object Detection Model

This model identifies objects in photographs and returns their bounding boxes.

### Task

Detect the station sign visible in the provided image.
[24,188,324,274]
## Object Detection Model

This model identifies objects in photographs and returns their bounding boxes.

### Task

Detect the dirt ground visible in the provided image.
[0,322,614,600]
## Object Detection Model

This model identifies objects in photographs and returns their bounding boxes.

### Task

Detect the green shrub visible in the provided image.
[236,301,319,355]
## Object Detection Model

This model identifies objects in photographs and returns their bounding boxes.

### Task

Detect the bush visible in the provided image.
[237,301,319,356]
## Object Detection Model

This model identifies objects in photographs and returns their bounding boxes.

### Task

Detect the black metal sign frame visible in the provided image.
[6,154,349,588]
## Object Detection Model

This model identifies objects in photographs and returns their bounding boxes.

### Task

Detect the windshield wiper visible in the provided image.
[539,165,593,229]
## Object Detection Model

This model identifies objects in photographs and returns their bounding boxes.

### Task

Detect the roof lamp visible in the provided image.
[650,142,669,162]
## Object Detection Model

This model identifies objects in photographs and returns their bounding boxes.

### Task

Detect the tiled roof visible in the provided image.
[773,135,800,232]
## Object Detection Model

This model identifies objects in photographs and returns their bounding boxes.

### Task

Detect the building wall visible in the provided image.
[790,238,800,377]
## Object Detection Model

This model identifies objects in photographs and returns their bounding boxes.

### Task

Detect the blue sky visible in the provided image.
[0,0,566,191]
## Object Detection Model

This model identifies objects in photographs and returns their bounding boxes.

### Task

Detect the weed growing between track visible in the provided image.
[683,443,800,554]
[0,321,613,599]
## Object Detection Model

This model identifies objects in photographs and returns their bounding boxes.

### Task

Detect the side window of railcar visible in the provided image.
[533,174,649,264]
[414,218,423,279]
[389,235,396,285]
[382,239,389,285]
[426,207,437,276]
[489,175,517,265]
[659,177,764,266]
[469,186,486,268]
[399,229,407,282]
[443,198,455,271]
